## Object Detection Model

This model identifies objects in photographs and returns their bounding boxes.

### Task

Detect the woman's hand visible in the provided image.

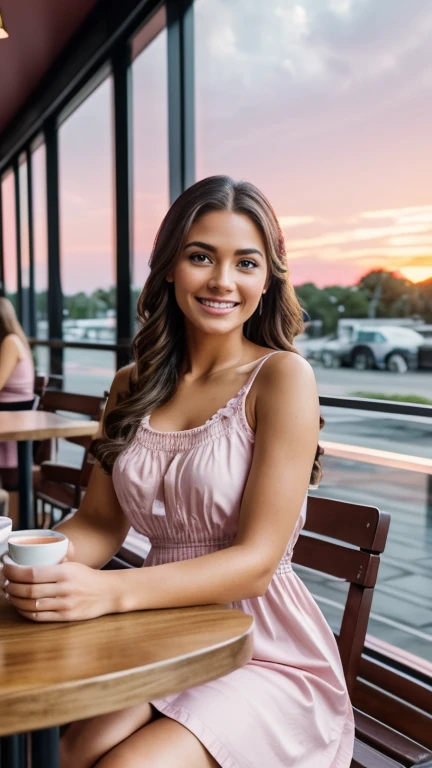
[2,560,118,622]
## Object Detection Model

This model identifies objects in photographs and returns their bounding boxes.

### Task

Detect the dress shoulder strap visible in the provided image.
[233,351,284,437]
[242,351,284,397]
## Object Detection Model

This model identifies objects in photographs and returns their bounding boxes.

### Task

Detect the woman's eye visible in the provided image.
[189,253,211,264]
[238,259,258,270]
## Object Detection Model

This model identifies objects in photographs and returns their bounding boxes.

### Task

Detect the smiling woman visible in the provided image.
[95,175,304,467]
[4,176,351,768]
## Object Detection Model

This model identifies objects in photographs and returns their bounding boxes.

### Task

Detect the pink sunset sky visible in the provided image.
[2,0,432,295]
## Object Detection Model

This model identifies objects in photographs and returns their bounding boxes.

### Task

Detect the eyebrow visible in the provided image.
[184,240,264,259]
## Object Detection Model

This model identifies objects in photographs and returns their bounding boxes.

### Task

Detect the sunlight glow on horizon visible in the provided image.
[398,266,432,283]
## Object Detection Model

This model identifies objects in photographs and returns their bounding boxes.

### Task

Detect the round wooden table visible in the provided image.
[0,411,99,530]
[0,594,254,768]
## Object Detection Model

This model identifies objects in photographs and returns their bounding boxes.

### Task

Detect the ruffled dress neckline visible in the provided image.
[144,352,280,436]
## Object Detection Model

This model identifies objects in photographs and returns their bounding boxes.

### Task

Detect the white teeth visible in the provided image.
[200,299,237,309]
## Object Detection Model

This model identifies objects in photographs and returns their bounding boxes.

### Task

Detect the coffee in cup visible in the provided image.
[8,529,68,566]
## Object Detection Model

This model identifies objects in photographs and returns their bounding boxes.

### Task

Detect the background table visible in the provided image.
[0,596,253,767]
[0,411,99,529]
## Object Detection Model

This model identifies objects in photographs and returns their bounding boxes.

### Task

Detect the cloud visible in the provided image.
[282,199,432,287]
[287,223,432,251]
[360,205,432,221]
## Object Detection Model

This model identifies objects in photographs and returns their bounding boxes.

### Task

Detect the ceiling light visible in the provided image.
[0,11,9,39]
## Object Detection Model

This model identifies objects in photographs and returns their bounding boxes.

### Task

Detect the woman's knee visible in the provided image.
[60,703,155,768]
[94,717,219,768]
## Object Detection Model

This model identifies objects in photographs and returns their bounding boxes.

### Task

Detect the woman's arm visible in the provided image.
[111,352,319,613]
[3,353,319,622]
[52,364,134,568]
[54,463,130,569]
[0,335,21,390]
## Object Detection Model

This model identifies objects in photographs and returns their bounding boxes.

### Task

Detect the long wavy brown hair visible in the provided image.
[0,297,30,351]
[95,176,324,484]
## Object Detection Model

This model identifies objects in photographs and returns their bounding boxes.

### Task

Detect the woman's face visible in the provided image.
[168,210,269,336]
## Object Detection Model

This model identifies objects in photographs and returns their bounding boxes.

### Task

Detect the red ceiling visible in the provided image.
[0,0,101,136]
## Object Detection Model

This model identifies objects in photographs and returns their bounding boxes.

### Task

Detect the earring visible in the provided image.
[259,293,265,316]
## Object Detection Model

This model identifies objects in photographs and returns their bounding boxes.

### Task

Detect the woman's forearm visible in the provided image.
[111,545,269,613]
[53,514,125,570]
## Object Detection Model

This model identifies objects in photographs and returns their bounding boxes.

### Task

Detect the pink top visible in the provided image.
[112,352,354,767]
[0,353,34,403]
[0,346,34,469]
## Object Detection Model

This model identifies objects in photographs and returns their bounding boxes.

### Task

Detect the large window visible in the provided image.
[1,171,18,309]
[59,76,116,394]
[32,140,48,340]
[131,9,169,298]
[18,154,30,332]
[195,0,432,665]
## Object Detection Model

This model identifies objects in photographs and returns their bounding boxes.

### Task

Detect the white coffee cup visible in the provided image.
[7,529,68,566]
[0,516,13,557]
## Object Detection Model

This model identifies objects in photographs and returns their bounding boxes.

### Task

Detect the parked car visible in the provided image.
[319,326,427,373]
[294,333,334,362]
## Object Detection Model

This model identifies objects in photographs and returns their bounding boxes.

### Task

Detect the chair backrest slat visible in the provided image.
[34,390,105,467]
[40,390,104,419]
[305,495,389,552]
[293,537,381,587]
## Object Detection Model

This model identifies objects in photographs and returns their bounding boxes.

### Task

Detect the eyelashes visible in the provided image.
[188,253,259,270]
[238,259,259,269]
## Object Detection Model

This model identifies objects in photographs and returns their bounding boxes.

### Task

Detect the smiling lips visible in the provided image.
[196,297,240,315]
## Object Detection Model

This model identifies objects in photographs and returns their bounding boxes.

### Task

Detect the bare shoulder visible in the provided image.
[105,363,136,413]
[0,333,22,360]
[110,363,136,396]
[246,351,318,433]
[257,350,317,396]
[255,351,318,423]
[1,333,21,351]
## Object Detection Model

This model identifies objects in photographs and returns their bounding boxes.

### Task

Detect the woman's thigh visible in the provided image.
[95,716,219,768]
[60,701,157,768]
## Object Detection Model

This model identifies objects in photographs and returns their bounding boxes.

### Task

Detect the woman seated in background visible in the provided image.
[0,297,35,524]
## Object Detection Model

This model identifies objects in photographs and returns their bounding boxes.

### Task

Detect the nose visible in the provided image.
[208,263,236,293]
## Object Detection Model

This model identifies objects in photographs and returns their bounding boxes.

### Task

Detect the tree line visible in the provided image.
[9,269,432,336]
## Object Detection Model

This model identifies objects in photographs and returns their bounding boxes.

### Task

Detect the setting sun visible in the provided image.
[398,266,432,283]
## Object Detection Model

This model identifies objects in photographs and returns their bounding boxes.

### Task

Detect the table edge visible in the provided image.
[0,612,254,735]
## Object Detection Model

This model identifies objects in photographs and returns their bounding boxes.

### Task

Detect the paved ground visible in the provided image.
[315,364,432,399]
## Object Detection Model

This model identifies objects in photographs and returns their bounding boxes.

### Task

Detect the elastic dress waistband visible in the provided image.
[146,536,292,575]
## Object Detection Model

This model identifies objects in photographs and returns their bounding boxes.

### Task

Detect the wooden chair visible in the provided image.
[34,372,63,400]
[34,373,49,399]
[33,390,105,526]
[292,496,432,768]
